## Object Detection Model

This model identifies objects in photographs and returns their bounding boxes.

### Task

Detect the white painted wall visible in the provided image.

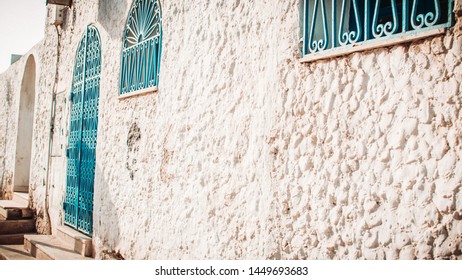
[0,0,461,259]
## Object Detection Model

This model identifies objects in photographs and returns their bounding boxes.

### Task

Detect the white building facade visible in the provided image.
[1,0,462,259]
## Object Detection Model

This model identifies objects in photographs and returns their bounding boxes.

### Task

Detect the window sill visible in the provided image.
[118,86,158,100]
[301,27,446,63]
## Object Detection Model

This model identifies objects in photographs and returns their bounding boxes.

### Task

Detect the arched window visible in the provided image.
[120,0,162,96]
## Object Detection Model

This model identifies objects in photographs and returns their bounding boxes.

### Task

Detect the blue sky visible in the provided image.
[0,0,47,73]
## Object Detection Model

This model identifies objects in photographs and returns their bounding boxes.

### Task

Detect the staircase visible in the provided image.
[0,192,93,260]
[23,226,93,260]
[0,192,36,245]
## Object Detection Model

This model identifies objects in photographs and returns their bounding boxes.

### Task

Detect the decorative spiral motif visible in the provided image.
[372,0,399,38]
[339,0,362,46]
[302,0,450,56]
[411,0,440,29]
[123,0,162,48]
[308,0,329,53]
[310,39,327,52]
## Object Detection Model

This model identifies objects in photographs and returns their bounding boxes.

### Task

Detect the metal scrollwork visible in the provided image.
[372,0,399,38]
[308,0,329,53]
[123,0,161,48]
[121,0,162,95]
[411,0,441,29]
[339,0,362,46]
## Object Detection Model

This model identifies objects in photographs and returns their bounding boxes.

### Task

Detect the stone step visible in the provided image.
[56,226,92,257]
[24,235,92,260]
[0,200,33,220]
[13,192,29,205]
[14,186,29,193]
[0,244,35,260]
[0,219,36,235]
[0,233,30,245]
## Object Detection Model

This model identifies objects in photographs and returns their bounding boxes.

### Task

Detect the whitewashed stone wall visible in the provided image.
[0,47,41,201]
[1,0,461,259]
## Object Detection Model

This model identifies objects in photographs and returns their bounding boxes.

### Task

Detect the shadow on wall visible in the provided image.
[93,163,124,259]
[98,0,128,39]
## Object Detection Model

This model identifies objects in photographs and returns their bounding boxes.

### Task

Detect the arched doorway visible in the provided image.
[14,55,36,193]
[64,25,101,236]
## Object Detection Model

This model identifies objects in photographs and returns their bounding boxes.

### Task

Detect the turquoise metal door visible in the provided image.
[64,25,101,236]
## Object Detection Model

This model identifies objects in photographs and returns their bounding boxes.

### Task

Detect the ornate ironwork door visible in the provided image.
[64,25,101,236]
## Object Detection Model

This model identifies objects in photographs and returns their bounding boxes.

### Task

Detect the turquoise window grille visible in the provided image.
[302,0,454,57]
[120,0,162,96]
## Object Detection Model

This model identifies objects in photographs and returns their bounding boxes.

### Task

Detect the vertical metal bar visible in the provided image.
[448,0,454,26]
[309,0,318,53]
[339,0,347,45]
[433,0,441,25]
[303,0,309,55]
[120,51,125,94]
[352,0,363,41]
[403,0,409,32]
[143,41,148,89]
[411,0,418,29]
[391,0,399,34]
[157,28,162,86]
[321,0,329,50]
[153,40,158,87]
[364,0,370,41]
[332,0,336,48]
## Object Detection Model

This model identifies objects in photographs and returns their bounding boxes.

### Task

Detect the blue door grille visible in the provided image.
[64,25,101,236]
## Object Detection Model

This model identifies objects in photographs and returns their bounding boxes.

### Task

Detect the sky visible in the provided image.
[0,0,47,73]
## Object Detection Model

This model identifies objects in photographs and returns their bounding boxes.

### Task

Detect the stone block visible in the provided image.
[394,232,411,250]
[433,194,454,214]
[431,138,449,160]
[364,231,379,249]
[418,100,432,124]
[415,204,440,227]
[399,245,415,260]
[378,227,392,246]
[437,150,457,177]
[431,37,446,55]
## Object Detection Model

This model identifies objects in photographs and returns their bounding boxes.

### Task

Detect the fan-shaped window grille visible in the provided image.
[120,0,162,96]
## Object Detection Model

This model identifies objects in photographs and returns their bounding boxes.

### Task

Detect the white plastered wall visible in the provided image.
[1,0,460,259]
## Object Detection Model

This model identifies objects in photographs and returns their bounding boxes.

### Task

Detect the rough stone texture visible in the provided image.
[0,0,461,259]
[0,45,41,200]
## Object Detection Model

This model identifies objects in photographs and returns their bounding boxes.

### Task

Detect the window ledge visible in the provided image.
[301,27,446,63]
[118,86,158,100]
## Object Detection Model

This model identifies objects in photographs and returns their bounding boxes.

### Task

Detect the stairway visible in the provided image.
[0,192,36,245]
[0,192,93,260]
[23,226,93,260]
[1,226,93,260]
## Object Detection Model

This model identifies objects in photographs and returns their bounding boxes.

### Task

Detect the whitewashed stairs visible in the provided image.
[0,191,93,260]
[0,192,36,245]
[24,226,93,260]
